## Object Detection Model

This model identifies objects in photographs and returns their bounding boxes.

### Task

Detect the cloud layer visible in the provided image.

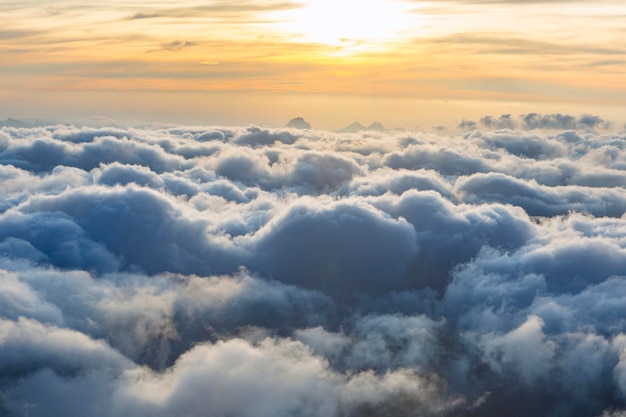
[1,120,626,416]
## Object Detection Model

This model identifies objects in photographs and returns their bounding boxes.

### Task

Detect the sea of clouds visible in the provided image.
[1,115,626,417]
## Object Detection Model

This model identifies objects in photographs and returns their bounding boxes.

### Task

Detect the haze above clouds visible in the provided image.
[1,0,626,127]
[2,116,626,416]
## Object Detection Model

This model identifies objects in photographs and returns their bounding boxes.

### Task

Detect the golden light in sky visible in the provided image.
[1,0,626,128]
[273,0,417,53]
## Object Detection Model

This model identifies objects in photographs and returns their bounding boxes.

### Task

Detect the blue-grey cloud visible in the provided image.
[456,172,626,217]
[459,112,612,132]
[2,118,626,417]
[250,199,417,296]
[384,144,490,176]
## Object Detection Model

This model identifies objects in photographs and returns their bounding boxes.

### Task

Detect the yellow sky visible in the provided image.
[1,0,625,129]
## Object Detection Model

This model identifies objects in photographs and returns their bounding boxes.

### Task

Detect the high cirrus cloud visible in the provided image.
[2,119,626,416]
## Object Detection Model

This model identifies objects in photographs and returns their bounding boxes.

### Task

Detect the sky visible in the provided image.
[3,3,626,416]
[2,0,626,128]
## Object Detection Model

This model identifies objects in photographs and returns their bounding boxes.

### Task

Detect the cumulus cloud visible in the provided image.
[383,143,490,176]
[521,113,611,130]
[456,172,626,217]
[480,114,517,130]
[458,112,612,132]
[2,118,626,416]
[250,199,417,296]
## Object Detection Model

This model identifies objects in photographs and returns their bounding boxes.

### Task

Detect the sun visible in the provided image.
[273,0,417,53]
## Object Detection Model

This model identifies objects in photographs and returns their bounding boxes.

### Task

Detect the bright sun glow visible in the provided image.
[274,0,417,53]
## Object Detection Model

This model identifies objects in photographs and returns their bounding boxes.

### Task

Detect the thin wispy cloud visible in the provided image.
[1,0,625,127]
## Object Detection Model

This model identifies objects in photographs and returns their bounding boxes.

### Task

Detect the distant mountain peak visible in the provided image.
[338,121,387,133]
[0,117,33,128]
[286,117,311,129]
[338,121,366,133]
[367,121,385,131]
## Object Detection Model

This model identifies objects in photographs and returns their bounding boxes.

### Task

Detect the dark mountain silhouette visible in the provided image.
[286,117,311,129]
[338,121,366,133]
[338,121,387,133]
[0,118,63,128]
[0,118,33,128]
[367,121,385,131]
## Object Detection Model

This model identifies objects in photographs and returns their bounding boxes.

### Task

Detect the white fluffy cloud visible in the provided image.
[2,120,626,416]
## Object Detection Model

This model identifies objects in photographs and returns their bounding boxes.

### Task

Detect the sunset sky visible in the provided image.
[5,3,626,416]
[2,0,625,128]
